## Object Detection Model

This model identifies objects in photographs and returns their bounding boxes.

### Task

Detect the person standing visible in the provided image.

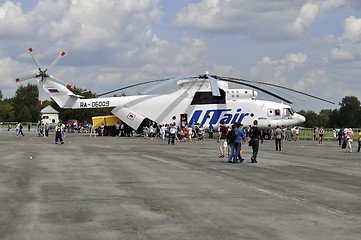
[295,127,300,141]
[37,121,42,137]
[208,124,214,138]
[338,130,344,146]
[274,126,282,151]
[149,124,154,139]
[313,126,318,141]
[234,123,245,163]
[218,121,228,158]
[282,125,286,148]
[115,122,120,137]
[346,128,354,152]
[318,126,324,146]
[27,122,31,132]
[143,125,148,139]
[357,131,361,152]
[169,124,177,145]
[187,124,193,142]
[333,128,337,142]
[249,120,263,163]
[160,124,166,140]
[100,123,105,136]
[227,124,237,163]
[55,122,64,144]
[120,123,125,136]
[44,123,49,137]
[8,123,12,136]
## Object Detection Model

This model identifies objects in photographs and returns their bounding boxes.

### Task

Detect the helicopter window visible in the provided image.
[289,108,295,115]
[275,109,281,116]
[283,108,294,116]
[191,89,226,105]
[283,109,290,117]
[267,109,274,117]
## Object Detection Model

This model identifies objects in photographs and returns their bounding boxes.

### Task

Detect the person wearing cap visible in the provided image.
[55,122,64,144]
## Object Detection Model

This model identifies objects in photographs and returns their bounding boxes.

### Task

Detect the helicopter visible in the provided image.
[16,48,334,131]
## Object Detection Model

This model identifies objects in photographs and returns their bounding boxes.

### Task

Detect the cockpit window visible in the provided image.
[289,108,295,115]
[283,108,294,116]
[191,89,226,105]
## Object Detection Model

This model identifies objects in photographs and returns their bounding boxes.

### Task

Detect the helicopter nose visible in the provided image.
[295,113,306,124]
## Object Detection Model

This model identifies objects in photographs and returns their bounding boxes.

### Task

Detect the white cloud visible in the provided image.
[250,53,308,84]
[0,1,30,38]
[294,69,329,91]
[0,0,217,97]
[171,0,346,40]
[329,16,361,61]
[292,2,320,37]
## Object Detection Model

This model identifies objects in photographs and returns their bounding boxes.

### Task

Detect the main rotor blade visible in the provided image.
[98,76,196,97]
[140,76,196,95]
[48,75,72,89]
[16,73,38,83]
[39,81,44,105]
[220,77,293,104]
[28,48,42,70]
[221,76,335,104]
[46,51,66,72]
[207,75,221,96]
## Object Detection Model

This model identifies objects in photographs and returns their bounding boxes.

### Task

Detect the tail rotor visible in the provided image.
[15,48,71,105]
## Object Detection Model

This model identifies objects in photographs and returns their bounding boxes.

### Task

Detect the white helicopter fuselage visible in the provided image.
[46,78,305,130]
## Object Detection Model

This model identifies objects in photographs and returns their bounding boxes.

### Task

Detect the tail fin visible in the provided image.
[43,79,80,108]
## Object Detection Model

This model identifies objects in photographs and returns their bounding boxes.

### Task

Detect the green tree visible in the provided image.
[0,102,14,120]
[298,110,319,128]
[12,84,41,122]
[318,109,333,127]
[328,109,341,128]
[338,96,361,127]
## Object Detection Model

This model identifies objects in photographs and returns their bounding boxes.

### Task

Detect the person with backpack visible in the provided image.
[227,123,245,163]
[227,124,237,163]
[274,125,282,151]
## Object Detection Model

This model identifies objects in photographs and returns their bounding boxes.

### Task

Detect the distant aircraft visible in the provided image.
[16,48,335,131]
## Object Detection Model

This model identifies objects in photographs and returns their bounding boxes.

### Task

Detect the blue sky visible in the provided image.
[1,0,361,112]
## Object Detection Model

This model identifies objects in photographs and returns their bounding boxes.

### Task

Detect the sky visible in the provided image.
[1,0,361,113]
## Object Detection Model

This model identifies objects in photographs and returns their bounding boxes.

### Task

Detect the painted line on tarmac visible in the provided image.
[142,155,187,168]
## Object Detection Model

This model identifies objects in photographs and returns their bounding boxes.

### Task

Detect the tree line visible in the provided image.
[1,84,360,127]
[298,96,361,128]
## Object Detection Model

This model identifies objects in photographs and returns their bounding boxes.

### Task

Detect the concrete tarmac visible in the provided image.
[0,130,360,240]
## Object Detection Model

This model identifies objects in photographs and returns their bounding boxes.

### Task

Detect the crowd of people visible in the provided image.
[218,120,263,163]
[140,120,264,163]
[141,122,210,144]
[6,119,361,154]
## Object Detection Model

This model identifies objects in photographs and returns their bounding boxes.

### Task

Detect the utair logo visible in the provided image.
[189,109,249,125]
